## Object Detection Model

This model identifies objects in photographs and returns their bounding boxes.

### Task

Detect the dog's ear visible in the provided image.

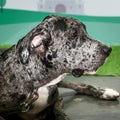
[17,29,51,64]
[30,29,51,55]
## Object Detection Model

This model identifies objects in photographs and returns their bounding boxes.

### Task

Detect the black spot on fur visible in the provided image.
[52,50,58,58]
[41,57,53,68]
[19,94,27,102]
[63,58,68,63]
[45,68,49,72]
[9,93,18,100]
[9,74,16,82]
[54,19,67,31]
[43,38,51,49]
[72,42,76,48]
[47,54,52,61]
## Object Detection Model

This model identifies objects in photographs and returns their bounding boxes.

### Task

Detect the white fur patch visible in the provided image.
[21,48,29,63]
[44,73,68,87]
[28,87,49,114]
[26,73,67,114]
[101,88,120,100]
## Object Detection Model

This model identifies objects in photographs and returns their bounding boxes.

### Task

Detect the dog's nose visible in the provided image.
[102,46,112,56]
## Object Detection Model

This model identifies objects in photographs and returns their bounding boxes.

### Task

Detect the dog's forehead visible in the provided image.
[43,16,84,30]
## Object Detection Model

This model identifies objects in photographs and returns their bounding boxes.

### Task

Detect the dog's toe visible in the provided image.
[100,88,120,100]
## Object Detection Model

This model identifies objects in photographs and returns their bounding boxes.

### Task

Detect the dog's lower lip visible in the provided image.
[72,68,97,77]
[72,69,84,77]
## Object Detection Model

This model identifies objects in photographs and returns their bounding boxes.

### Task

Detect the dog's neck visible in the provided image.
[16,53,68,88]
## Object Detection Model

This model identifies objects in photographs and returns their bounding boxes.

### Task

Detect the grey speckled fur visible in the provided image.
[0,15,111,118]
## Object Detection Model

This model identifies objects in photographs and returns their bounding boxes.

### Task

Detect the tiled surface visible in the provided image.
[60,76,120,120]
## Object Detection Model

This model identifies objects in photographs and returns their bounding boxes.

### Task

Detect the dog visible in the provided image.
[0,15,119,120]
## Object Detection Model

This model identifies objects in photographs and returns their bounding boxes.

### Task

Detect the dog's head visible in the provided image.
[17,15,111,78]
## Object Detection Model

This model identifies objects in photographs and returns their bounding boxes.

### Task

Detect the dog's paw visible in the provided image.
[100,88,120,100]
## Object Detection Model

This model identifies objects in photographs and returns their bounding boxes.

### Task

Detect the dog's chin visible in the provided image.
[72,68,97,77]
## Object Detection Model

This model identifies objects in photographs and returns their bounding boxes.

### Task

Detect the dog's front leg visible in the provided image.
[58,81,119,100]
[53,97,70,120]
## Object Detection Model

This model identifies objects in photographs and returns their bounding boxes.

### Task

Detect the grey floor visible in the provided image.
[59,76,120,120]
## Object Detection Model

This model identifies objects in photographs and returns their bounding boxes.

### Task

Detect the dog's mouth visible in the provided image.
[72,69,84,77]
[71,57,108,77]
[72,68,97,77]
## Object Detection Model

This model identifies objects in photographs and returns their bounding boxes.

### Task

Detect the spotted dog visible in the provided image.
[0,15,119,120]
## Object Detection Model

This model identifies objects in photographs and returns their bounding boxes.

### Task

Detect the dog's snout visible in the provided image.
[101,46,112,56]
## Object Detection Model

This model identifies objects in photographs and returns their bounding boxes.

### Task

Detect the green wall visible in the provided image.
[0,9,120,45]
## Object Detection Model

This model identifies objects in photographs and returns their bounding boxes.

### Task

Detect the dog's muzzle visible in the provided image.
[72,45,112,78]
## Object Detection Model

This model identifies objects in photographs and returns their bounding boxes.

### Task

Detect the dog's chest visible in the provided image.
[29,87,49,114]
[22,73,67,117]
[20,87,49,120]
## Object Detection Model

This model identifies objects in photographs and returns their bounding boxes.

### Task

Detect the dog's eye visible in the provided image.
[69,31,78,38]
